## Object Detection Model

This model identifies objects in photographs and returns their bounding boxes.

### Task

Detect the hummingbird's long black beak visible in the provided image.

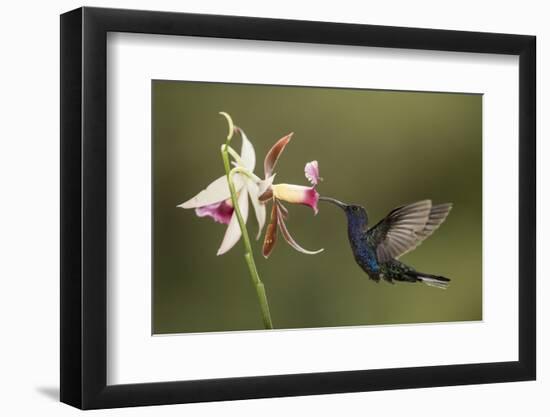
[319,196,349,210]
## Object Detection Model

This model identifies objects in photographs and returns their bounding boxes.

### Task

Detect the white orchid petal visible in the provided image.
[237,128,256,171]
[247,182,266,240]
[178,174,244,209]
[217,188,249,255]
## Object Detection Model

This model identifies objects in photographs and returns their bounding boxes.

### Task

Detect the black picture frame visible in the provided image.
[60,6,536,410]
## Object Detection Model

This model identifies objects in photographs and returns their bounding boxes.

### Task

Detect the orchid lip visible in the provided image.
[195,200,233,224]
[319,196,349,210]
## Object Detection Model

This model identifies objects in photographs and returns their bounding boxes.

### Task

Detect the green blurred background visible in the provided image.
[152,80,482,334]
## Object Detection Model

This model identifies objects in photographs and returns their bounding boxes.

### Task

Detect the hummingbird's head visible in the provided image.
[343,204,369,228]
[319,196,368,227]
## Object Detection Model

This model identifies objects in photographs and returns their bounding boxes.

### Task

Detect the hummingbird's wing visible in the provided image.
[368,200,452,263]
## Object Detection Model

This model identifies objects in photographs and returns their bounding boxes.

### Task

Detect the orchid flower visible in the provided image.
[179,123,324,259]
[177,128,267,255]
[178,113,325,329]
[259,135,324,258]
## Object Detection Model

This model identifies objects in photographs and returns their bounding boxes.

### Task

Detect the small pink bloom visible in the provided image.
[305,160,322,185]
[195,200,234,224]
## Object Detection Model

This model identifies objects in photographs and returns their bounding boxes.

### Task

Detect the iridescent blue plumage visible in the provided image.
[346,209,380,274]
[320,196,452,289]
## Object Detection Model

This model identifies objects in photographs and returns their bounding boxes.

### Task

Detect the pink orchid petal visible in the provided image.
[271,184,320,214]
[262,203,278,258]
[276,204,324,255]
[247,181,266,240]
[264,133,293,178]
[195,200,233,224]
[217,188,249,255]
[304,161,322,185]
[178,174,244,209]
[236,127,256,171]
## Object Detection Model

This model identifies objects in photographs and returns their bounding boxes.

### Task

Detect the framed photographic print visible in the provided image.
[60,6,536,409]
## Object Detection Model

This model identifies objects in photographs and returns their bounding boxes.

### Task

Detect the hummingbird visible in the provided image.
[320,197,453,289]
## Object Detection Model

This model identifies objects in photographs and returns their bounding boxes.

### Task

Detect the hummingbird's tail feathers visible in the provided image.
[416,273,450,290]
[380,260,450,289]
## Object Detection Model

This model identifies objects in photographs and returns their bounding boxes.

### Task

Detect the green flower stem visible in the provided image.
[219,113,274,329]
[230,166,263,183]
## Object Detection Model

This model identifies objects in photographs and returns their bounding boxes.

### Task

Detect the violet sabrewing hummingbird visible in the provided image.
[319,197,453,289]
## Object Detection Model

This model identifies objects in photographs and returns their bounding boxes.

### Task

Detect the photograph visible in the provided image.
[152,80,482,334]
[1,0,542,414]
